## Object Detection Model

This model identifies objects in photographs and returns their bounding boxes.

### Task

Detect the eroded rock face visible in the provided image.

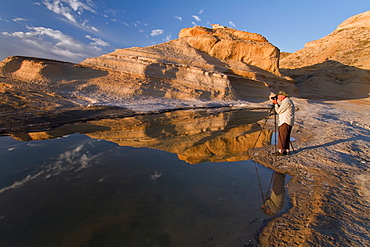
[281,10,370,70]
[80,39,236,100]
[78,26,288,101]
[179,26,281,75]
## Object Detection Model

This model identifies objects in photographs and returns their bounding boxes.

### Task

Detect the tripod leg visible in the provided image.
[290,141,295,152]
[274,107,278,162]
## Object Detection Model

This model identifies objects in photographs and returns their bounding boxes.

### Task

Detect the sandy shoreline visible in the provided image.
[249,98,370,246]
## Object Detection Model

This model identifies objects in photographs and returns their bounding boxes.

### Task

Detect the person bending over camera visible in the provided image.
[271,91,295,155]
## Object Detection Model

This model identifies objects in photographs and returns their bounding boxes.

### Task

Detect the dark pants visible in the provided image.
[278,123,292,151]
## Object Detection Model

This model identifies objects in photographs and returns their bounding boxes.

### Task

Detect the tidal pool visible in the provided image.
[0,109,291,247]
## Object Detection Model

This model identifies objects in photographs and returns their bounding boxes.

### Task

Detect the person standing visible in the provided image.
[271,91,295,155]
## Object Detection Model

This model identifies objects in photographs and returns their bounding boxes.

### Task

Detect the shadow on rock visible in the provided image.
[281,60,370,100]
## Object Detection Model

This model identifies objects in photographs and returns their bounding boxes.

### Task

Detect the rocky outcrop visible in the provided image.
[281,11,370,70]
[79,26,290,101]
[179,26,281,75]
[280,10,370,99]
[0,25,295,118]
[80,39,236,101]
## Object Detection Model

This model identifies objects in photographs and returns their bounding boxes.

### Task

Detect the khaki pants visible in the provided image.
[278,123,292,151]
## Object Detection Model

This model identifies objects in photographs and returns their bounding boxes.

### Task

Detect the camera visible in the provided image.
[270,95,278,100]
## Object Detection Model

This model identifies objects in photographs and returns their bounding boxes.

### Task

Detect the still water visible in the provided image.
[0,109,290,247]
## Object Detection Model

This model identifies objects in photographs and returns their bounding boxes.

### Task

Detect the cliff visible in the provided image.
[179,25,281,75]
[280,11,370,99]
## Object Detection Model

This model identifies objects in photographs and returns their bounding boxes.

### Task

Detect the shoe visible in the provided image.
[283,151,290,155]
[272,152,285,156]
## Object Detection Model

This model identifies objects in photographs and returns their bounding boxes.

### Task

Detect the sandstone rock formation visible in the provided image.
[80,26,292,102]
[1,25,295,113]
[280,11,370,99]
[80,39,236,101]
[179,26,281,75]
[281,10,370,70]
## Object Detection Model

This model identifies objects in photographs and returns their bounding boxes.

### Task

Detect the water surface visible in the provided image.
[0,109,290,247]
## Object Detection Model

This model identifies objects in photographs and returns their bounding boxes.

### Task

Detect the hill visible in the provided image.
[280,10,370,99]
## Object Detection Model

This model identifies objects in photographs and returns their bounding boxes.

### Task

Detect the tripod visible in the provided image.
[251,104,276,152]
[251,103,295,160]
[251,104,294,205]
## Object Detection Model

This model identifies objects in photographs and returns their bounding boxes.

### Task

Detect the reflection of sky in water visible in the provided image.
[0,132,290,246]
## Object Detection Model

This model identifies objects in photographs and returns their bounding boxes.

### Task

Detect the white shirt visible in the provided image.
[275,97,295,126]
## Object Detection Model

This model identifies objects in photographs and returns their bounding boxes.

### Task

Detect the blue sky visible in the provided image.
[0,0,368,63]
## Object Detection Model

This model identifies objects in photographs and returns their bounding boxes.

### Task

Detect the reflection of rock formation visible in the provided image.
[12,109,272,164]
[177,124,270,164]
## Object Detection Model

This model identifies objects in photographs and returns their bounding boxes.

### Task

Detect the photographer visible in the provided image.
[271,91,295,155]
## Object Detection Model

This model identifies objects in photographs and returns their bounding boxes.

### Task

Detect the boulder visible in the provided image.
[179,25,281,75]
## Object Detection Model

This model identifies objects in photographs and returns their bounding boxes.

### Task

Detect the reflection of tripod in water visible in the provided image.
[260,172,286,216]
[250,104,291,211]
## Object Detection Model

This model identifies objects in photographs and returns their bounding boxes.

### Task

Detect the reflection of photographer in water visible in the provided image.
[261,172,286,216]
[271,91,295,156]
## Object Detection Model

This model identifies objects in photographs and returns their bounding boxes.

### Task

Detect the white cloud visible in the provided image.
[42,0,98,31]
[43,0,96,14]
[43,0,77,23]
[192,15,201,22]
[174,16,182,21]
[164,34,172,42]
[150,29,164,37]
[198,10,203,14]
[67,0,96,13]
[82,19,99,32]
[13,18,28,23]
[85,35,110,46]
[1,26,109,62]
[229,21,236,27]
